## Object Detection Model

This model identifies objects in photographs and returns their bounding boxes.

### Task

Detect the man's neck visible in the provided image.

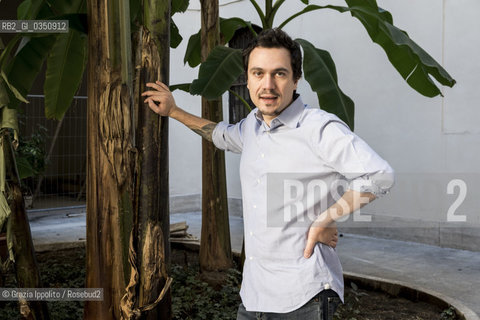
[260,94,299,127]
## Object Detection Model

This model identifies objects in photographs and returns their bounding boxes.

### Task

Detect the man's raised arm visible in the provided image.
[142,81,216,142]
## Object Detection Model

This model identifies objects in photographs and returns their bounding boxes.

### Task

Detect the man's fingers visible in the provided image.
[144,94,167,104]
[144,81,170,93]
[156,81,169,90]
[146,98,159,113]
[141,90,164,97]
[304,236,316,259]
[142,92,168,102]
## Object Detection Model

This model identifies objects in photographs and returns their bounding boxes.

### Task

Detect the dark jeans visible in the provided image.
[236,289,341,320]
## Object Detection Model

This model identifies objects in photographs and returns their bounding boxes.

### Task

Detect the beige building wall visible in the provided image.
[169,0,480,250]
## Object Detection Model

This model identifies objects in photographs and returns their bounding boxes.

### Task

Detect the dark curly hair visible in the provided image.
[243,28,302,82]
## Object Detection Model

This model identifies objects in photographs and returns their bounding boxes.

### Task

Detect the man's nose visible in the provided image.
[262,74,276,90]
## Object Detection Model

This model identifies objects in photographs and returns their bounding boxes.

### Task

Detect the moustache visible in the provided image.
[258,90,280,97]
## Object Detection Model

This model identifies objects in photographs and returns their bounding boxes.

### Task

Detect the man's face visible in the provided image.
[247,47,298,125]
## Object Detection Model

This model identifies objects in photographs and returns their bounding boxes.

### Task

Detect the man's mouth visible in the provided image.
[259,95,278,104]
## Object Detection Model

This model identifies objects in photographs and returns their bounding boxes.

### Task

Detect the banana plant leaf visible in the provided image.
[344,0,455,96]
[171,19,183,49]
[172,0,189,14]
[297,39,354,130]
[4,35,56,108]
[15,157,36,180]
[1,79,19,135]
[170,0,190,48]
[190,46,244,100]
[220,18,255,43]
[184,17,253,68]
[4,0,86,111]
[53,13,88,34]
[281,1,455,97]
[17,0,44,20]
[184,31,201,67]
[170,83,191,93]
[44,29,87,119]
[1,70,29,104]
[0,79,9,109]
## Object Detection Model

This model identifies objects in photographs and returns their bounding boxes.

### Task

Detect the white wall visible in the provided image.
[169,0,480,239]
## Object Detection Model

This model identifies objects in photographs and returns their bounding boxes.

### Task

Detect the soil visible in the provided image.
[0,246,459,320]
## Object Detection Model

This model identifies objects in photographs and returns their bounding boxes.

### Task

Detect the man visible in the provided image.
[143,28,394,320]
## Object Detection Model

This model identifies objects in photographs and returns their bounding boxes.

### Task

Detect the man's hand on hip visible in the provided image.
[304,222,338,258]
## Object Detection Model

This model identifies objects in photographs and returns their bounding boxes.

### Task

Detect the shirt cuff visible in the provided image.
[212,121,229,150]
[348,172,395,197]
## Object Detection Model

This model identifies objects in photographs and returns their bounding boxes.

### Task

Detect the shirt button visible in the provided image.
[249,231,253,236]
[257,178,261,184]
[249,257,253,260]
[261,153,265,158]
[324,283,331,290]
[253,205,257,209]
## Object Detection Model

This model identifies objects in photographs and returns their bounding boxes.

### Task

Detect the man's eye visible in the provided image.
[253,71,262,77]
[276,72,286,77]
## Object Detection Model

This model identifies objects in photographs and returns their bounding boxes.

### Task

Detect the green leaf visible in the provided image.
[47,0,86,14]
[300,0,309,4]
[18,0,55,20]
[297,38,355,130]
[15,156,36,180]
[54,13,88,34]
[279,2,454,97]
[170,83,191,93]
[172,0,189,15]
[220,17,254,44]
[170,19,183,49]
[5,35,56,108]
[44,29,87,119]
[17,0,42,20]
[190,46,244,100]
[0,35,19,70]
[184,31,201,67]
[0,79,10,109]
[1,70,29,104]
[184,18,254,68]
[343,0,455,96]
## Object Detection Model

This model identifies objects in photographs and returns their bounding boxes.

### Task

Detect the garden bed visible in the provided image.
[0,245,459,320]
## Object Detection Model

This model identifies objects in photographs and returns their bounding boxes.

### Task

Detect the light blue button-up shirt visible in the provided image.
[212,96,394,313]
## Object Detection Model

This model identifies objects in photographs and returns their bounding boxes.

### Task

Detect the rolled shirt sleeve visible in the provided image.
[212,118,246,154]
[313,120,395,197]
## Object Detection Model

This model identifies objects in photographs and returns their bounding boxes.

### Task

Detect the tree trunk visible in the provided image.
[85,0,171,319]
[119,1,172,317]
[199,0,233,275]
[1,131,50,320]
[84,1,133,318]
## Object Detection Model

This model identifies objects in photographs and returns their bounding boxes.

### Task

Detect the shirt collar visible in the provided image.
[254,94,305,129]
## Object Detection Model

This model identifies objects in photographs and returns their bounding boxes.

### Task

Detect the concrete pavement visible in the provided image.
[28,208,480,319]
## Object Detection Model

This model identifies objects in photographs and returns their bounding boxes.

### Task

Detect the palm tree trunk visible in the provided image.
[127,1,172,317]
[1,130,50,320]
[85,0,171,318]
[84,1,133,318]
[199,0,233,275]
